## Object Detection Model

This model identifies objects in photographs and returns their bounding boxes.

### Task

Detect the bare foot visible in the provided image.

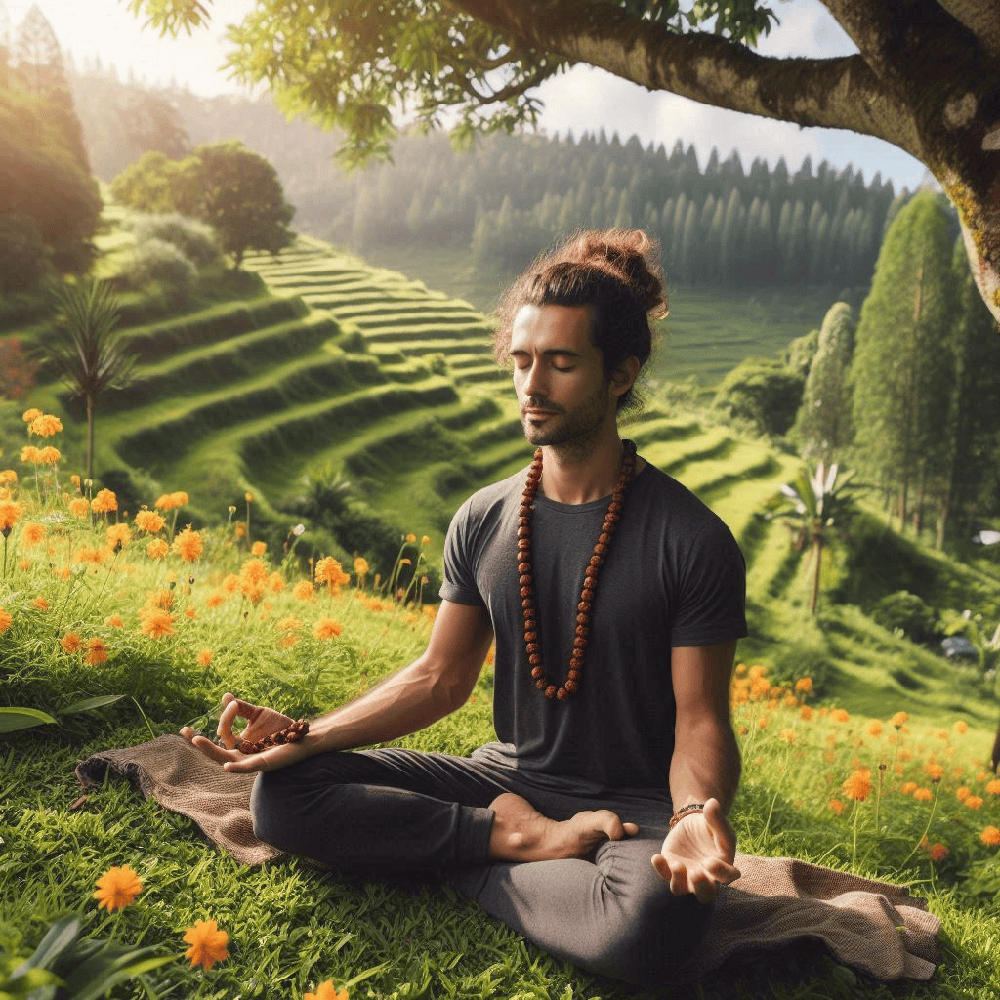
[487,792,639,861]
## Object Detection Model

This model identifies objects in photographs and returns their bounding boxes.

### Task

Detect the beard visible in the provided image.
[520,382,613,453]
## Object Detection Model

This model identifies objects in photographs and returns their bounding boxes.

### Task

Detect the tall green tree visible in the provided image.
[852,190,956,533]
[795,301,855,464]
[129,0,1000,328]
[46,280,138,483]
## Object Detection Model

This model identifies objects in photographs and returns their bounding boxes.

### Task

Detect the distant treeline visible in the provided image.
[67,65,921,289]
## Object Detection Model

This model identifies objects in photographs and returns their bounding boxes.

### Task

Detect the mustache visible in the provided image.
[521,397,564,413]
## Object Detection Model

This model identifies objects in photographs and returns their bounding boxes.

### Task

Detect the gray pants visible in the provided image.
[250,745,713,985]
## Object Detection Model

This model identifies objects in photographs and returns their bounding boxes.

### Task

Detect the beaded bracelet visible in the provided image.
[669,802,706,829]
[235,719,310,755]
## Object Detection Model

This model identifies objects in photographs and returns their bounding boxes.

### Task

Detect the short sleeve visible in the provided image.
[669,518,748,647]
[438,499,486,607]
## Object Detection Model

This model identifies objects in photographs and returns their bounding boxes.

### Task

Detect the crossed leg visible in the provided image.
[250,747,712,985]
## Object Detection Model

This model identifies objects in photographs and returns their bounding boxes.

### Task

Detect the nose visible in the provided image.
[519,357,548,399]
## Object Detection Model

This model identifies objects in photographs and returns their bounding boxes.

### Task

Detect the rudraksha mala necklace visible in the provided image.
[234,718,309,755]
[518,439,637,701]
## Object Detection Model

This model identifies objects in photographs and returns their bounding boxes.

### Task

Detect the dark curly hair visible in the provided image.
[493,228,667,415]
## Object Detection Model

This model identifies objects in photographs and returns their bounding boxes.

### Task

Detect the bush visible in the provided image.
[129,213,223,269]
[713,357,805,437]
[123,237,196,291]
[870,590,939,643]
[0,211,50,293]
[768,642,831,694]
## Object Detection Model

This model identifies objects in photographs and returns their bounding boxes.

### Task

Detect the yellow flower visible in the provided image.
[28,413,63,437]
[91,489,118,514]
[134,509,166,534]
[183,919,229,970]
[173,526,203,562]
[0,469,17,484]
[891,711,908,728]
[170,490,188,508]
[405,533,417,543]
[953,720,969,734]
[197,649,213,668]
[305,982,349,1000]
[354,556,369,577]
[61,632,82,654]
[36,445,61,465]
[0,608,12,633]
[84,637,109,665]
[245,492,253,503]
[234,522,246,538]
[251,540,267,556]
[20,445,40,464]
[21,407,42,423]
[313,617,344,640]
[842,769,872,801]
[21,521,46,546]
[980,825,1000,846]
[68,497,90,519]
[268,571,285,593]
[421,535,430,546]
[93,864,142,911]
[139,607,175,638]
[106,523,131,549]
[293,580,315,601]
[315,557,351,590]
[146,538,170,560]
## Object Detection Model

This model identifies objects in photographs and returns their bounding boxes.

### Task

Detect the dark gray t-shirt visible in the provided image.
[439,458,748,796]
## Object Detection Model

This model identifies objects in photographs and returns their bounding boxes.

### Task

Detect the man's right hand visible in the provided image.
[179,692,316,773]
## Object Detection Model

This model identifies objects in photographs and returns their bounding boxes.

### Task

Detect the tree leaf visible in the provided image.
[0,708,58,733]
[58,695,125,715]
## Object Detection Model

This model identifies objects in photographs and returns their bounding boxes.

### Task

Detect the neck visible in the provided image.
[540,434,639,504]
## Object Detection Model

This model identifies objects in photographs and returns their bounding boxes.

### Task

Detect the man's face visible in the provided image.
[509,303,618,450]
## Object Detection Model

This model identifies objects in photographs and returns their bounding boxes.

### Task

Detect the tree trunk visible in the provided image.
[86,392,95,484]
[809,534,823,615]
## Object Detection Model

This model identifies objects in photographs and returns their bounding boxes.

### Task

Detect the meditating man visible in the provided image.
[181,228,748,985]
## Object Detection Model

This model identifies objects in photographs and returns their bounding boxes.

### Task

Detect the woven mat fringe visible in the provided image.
[75,735,941,982]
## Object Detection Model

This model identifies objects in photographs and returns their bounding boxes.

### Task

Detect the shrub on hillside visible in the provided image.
[870,591,939,644]
[129,213,223,270]
[123,237,196,292]
[768,642,831,694]
[0,211,50,293]
[713,357,804,437]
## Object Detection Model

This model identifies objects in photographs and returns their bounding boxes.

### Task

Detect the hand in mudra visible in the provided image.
[179,692,311,773]
[650,798,740,903]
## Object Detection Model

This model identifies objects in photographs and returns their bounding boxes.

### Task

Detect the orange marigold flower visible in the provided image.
[234,522,246,538]
[93,864,142,911]
[105,613,124,628]
[925,842,948,862]
[278,634,301,649]
[134,509,166,534]
[313,617,344,640]
[84,637,109,665]
[61,632,82,654]
[173,526,203,562]
[891,711,908,728]
[268,571,285,593]
[170,490,188,508]
[241,582,266,606]
[800,705,814,721]
[843,769,872,801]
[748,664,767,679]
[91,489,118,514]
[68,496,90,519]
[31,596,48,611]
[980,825,1000,847]
[146,589,174,611]
[250,540,267,556]
[830,708,851,724]
[794,676,813,693]
[956,786,970,802]
[779,729,795,744]
[21,521,46,546]
[354,556,369,577]
[953,720,969,735]
[0,469,17,484]
[35,445,61,465]
[900,781,917,795]
[305,981,349,1000]
[197,648,212,668]
[865,720,884,738]
[913,787,933,802]
[240,558,268,585]
[293,580,315,601]
[146,539,170,560]
[965,795,984,810]
[139,607,174,638]
[924,762,944,780]
[183,919,229,970]
[421,535,430,546]
[828,798,845,815]
[106,523,131,549]
[315,556,351,590]
[0,499,24,533]
[277,616,303,632]
[985,778,1000,796]
[21,407,42,423]
[756,716,769,731]
[206,592,226,608]
[0,608,12,633]
[734,662,747,676]
[28,413,62,437]
[244,492,253,503]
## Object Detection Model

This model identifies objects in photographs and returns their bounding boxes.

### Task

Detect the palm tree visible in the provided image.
[764,462,862,615]
[47,279,137,483]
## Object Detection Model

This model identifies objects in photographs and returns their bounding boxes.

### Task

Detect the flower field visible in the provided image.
[1,408,1000,999]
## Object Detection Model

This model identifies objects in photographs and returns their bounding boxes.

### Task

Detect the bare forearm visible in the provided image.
[307,656,472,753]
[669,720,741,815]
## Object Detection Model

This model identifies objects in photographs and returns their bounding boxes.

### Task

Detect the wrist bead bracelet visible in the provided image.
[235,719,310,755]
[669,802,706,829]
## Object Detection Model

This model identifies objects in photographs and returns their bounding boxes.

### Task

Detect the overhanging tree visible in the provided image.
[128,0,1000,329]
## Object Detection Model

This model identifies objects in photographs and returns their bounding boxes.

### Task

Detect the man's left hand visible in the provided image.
[650,798,740,902]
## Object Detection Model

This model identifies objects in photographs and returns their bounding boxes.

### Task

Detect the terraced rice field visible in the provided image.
[49,233,802,599]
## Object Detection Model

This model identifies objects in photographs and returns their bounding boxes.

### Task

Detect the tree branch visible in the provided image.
[452,0,922,155]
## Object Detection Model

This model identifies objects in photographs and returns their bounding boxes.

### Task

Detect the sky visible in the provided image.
[8,0,929,192]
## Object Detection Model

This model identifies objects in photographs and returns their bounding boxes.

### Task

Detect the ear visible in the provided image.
[609,356,641,399]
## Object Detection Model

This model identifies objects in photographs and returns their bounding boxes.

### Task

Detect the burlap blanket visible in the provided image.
[75,735,941,982]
